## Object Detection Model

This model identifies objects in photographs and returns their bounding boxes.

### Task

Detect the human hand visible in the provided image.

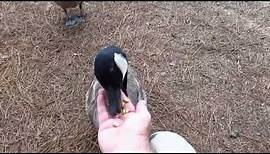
[96,89,152,153]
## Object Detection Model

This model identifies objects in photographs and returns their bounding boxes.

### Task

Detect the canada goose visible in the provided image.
[85,46,147,128]
[54,1,85,27]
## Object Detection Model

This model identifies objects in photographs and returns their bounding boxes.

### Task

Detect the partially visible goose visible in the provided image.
[85,46,147,128]
[54,1,85,27]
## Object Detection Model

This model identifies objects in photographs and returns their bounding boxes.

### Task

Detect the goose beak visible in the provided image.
[106,87,122,117]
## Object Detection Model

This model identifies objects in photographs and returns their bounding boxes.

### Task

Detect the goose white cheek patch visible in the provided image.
[114,53,128,81]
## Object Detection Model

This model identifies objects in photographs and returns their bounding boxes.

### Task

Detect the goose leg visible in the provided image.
[64,8,76,27]
[79,2,84,16]
[64,8,69,18]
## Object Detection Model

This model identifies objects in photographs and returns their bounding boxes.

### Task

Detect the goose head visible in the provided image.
[94,46,128,117]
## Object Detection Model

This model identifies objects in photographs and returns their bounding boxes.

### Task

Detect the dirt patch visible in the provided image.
[0,1,269,152]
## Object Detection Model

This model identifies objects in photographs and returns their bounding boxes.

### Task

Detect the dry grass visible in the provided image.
[0,1,270,153]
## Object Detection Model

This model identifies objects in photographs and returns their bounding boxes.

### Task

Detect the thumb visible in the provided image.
[136,100,149,114]
[135,100,151,125]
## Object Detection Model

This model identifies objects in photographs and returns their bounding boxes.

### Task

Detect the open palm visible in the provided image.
[96,89,152,153]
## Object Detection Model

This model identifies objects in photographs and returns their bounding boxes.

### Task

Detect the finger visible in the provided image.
[97,88,110,124]
[121,91,135,112]
[136,100,149,115]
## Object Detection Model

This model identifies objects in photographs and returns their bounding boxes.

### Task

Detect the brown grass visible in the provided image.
[0,1,270,153]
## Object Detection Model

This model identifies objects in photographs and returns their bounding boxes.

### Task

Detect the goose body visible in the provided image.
[85,46,147,129]
[54,1,83,10]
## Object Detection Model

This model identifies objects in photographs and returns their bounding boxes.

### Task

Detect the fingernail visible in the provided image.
[140,100,147,106]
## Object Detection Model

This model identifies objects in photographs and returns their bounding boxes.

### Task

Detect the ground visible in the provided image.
[0,1,270,153]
